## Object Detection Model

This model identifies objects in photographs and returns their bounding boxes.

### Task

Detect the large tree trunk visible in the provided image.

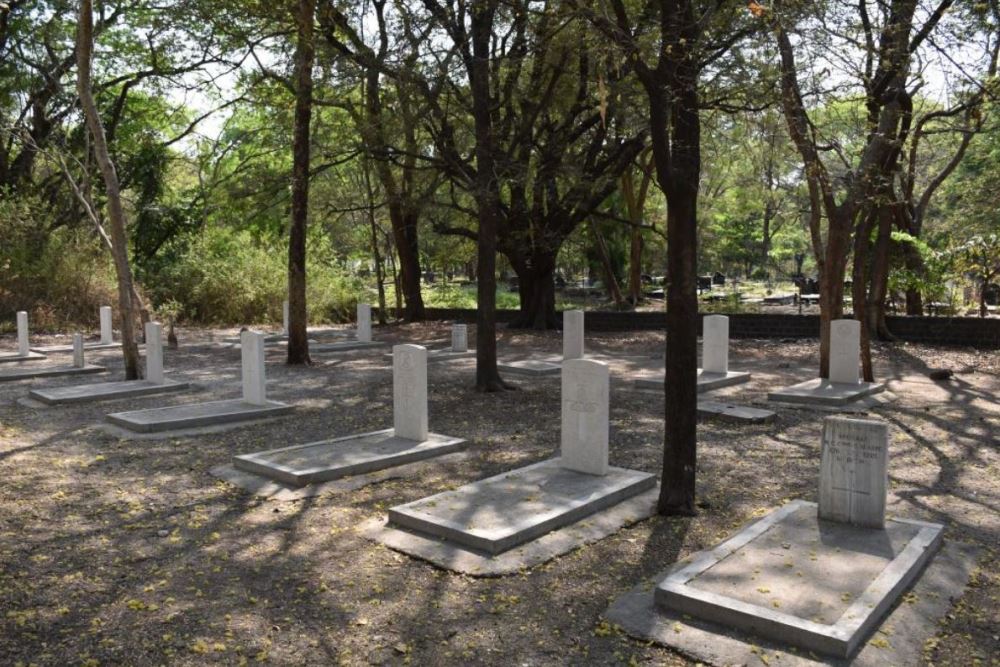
[469,3,509,392]
[868,205,895,342]
[286,0,315,365]
[508,248,559,330]
[76,0,141,380]
[390,209,425,321]
[852,210,875,383]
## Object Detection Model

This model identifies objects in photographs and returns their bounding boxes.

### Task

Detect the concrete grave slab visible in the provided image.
[233,429,468,486]
[385,347,476,363]
[605,537,977,667]
[0,364,106,382]
[214,451,475,501]
[0,351,47,363]
[697,400,776,423]
[29,378,189,405]
[769,378,885,406]
[498,358,561,376]
[635,369,752,392]
[310,340,387,353]
[651,500,943,658]
[30,342,121,353]
[363,483,660,576]
[107,398,292,433]
[387,458,656,555]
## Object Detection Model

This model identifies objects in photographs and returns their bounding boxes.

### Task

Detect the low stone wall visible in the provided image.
[401,308,1000,349]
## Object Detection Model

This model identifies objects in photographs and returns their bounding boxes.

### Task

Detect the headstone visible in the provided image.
[357,303,372,343]
[560,358,609,476]
[829,319,861,384]
[241,330,267,406]
[393,344,428,441]
[451,324,468,352]
[99,306,113,345]
[282,300,290,335]
[701,315,729,373]
[16,311,29,356]
[818,416,888,529]
[72,334,85,369]
[145,321,164,384]
[563,309,584,361]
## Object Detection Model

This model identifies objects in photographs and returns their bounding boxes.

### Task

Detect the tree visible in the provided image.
[76,0,141,378]
[953,235,1000,318]
[287,0,315,365]
[580,0,753,515]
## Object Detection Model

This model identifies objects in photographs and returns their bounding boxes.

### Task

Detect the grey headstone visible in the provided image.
[560,358,609,476]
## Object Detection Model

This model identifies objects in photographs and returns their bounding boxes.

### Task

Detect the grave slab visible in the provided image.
[769,378,885,406]
[107,398,292,433]
[697,400,776,423]
[498,358,561,376]
[310,340,387,353]
[385,347,476,363]
[233,429,467,486]
[652,500,943,659]
[635,369,751,392]
[387,458,656,555]
[364,483,660,576]
[0,364,106,382]
[29,378,190,405]
[606,538,976,667]
[30,342,121,353]
[0,351,48,364]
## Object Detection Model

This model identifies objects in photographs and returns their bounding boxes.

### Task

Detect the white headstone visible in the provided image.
[356,303,372,342]
[393,344,428,441]
[282,300,290,336]
[241,330,267,405]
[829,319,861,384]
[72,334,85,368]
[563,309,584,361]
[16,311,29,356]
[560,358,609,476]
[818,417,888,529]
[145,321,164,384]
[99,306,113,345]
[451,324,468,352]
[702,315,729,374]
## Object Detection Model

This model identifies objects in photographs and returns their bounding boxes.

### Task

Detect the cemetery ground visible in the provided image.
[0,324,997,667]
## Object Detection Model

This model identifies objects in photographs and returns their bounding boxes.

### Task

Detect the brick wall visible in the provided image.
[401,308,1000,349]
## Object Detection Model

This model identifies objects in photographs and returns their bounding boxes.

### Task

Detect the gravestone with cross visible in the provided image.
[393,344,428,441]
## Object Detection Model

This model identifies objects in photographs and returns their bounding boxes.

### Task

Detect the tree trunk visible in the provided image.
[469,3,509,392]
[363,158,388,325]
[852,210,875,383]
[868,205,895,342]
[76,0,141,380]
[286,0,315,366]
[390,209,425,321]
[508,249,559,329]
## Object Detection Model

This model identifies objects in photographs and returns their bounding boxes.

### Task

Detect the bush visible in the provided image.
[150,226,363,325]
[0,193,118,332]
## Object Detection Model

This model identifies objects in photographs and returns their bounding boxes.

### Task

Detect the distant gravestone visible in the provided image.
[357,303,372,343]
[702,315,729,374]
[99,306,113,345]
[393,344,428,441]
[72,334,85,369]
[241,330,267,406]
[829,319,861,384]
[282,300,290,335]
[16,311,29,356]
[563,310,584,361]
[145,321,165,384]
[560,358,609,476]
[819,416,888,529]
[451,324,468,352]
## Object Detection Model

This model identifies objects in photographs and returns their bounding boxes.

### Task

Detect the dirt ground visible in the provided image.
[0,323,997,667]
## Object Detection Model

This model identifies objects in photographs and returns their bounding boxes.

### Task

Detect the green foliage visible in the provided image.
[148,226,363,325]
[0,191,117,329]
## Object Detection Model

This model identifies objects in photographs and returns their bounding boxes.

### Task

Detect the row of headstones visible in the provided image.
[9,307,115,356]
